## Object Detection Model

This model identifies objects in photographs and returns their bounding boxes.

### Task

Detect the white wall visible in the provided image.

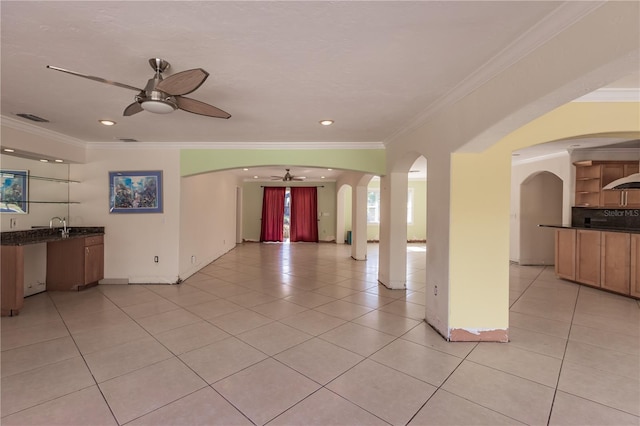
[70,147,181,284]
[179,170,239,280]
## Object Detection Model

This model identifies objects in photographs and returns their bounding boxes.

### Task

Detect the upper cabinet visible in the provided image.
[574,160,639,208]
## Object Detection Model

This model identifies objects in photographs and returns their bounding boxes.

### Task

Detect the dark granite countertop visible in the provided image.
[1,227,105,246]
[539,224,640,234]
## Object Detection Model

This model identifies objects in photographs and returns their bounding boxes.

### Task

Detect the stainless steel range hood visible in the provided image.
[603,173,640,190]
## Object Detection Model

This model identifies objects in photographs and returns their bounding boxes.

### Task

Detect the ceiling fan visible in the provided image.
[271,169,306,182]
[46,58,231,119]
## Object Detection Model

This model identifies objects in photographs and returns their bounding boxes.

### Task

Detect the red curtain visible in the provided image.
[290,187,318,242]
[260,187,286,242]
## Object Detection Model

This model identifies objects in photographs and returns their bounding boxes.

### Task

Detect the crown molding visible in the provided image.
[385,1,607,146]
[86,141,386,150]
[1,115,86,148]
[572,88,640,102]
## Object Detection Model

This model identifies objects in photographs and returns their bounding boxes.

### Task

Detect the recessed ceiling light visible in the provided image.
[243,168,249,171]
[54,159,64,163]
[99,120,116,126]
[327,168,333,171]
[40,159,49,162]
[321,176,325,179]
[319,120,334,126]
[253,176,259,179]
[3,148,15,153]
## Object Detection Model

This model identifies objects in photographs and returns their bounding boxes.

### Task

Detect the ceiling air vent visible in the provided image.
[117,138,139,143]
[16,113,49,123]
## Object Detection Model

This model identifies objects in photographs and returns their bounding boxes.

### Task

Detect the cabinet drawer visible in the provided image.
[84,235,104,246]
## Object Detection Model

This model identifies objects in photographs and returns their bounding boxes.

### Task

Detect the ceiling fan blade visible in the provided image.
[292,178,306,181]
[123,102,143,116]
[176,96,231,119]
[155,68,209,96]
[46,65,143,92]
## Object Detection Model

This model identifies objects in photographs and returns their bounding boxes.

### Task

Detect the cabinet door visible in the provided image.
[576,230,601,287]
[555,229,576,280]
[600,190,623,207]
[601,164,625,188]
[624,163,639,177]
[625,190,640,208]
[600,232,630,295]
[631,234,640,298]
[47,238,85,290]
[84,244,104,285]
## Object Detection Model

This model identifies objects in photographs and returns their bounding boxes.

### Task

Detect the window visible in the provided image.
[407,188,414,224]
[366,188,414,224]
[367,189,380,223]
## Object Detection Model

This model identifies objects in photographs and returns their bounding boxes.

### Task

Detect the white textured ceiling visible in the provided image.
[2,1,568,145]
[1,1,637,181]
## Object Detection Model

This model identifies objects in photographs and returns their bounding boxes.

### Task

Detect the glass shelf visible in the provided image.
[27,175,80,184]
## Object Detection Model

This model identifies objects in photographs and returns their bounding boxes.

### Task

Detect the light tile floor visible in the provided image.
[2,243,639,425]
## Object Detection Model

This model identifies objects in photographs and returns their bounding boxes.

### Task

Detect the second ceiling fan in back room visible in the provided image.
[46,58,231,118]
[271,169,306,182]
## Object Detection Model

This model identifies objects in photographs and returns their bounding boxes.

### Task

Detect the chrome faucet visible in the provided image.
[50,216,68,238]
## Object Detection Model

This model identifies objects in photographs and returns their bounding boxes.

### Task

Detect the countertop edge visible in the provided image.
[1,227,105,246]
[538,224,640,234]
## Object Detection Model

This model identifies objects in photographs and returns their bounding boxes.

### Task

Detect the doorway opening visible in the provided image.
[283,188,291,243]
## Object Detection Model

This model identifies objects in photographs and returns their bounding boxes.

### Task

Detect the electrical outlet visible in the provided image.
[434,285,438,296]
[191,255,196,264]
[9,218,17,228]
[154,256,159,263]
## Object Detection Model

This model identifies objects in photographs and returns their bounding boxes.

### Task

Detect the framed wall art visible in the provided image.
[0,169,29,213]
[109,170,163,214]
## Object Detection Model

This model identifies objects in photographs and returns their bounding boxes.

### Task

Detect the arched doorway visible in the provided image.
[519,172,563,265]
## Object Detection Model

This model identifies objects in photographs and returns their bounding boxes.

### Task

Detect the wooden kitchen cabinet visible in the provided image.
[47,235,104,291]
[601,189,640,208]
[1,246,24,316]
[631,234,640,298]
[575,229,601,287]
[555,229,576,280]
[574,161,639,208]
[600,231,630,295]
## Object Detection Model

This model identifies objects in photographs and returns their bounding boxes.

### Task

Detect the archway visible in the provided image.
[519,172,563,265]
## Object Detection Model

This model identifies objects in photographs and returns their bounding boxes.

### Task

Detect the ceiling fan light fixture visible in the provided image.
[141,100,176,114]
[99,119,116,126]
[319,120,334,126]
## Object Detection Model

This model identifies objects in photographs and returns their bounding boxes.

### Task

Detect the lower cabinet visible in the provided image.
[600,232,630,294]
[555,228,637,298]
[576,230,601,287]
[47,235,104,291]
[631,234,640,298]
[555,229,576,280]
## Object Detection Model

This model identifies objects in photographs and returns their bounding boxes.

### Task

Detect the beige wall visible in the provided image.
[70,147,182,284]
[179,170,239,279]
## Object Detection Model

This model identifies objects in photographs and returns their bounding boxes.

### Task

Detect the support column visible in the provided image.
[425,152,451,337]
[378,172,408,289]
[336,186,345,244]
[351,184,368,260]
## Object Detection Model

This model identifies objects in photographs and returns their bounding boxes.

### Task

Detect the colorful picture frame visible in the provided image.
[109,170,163,214]
[0,169,29,213]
